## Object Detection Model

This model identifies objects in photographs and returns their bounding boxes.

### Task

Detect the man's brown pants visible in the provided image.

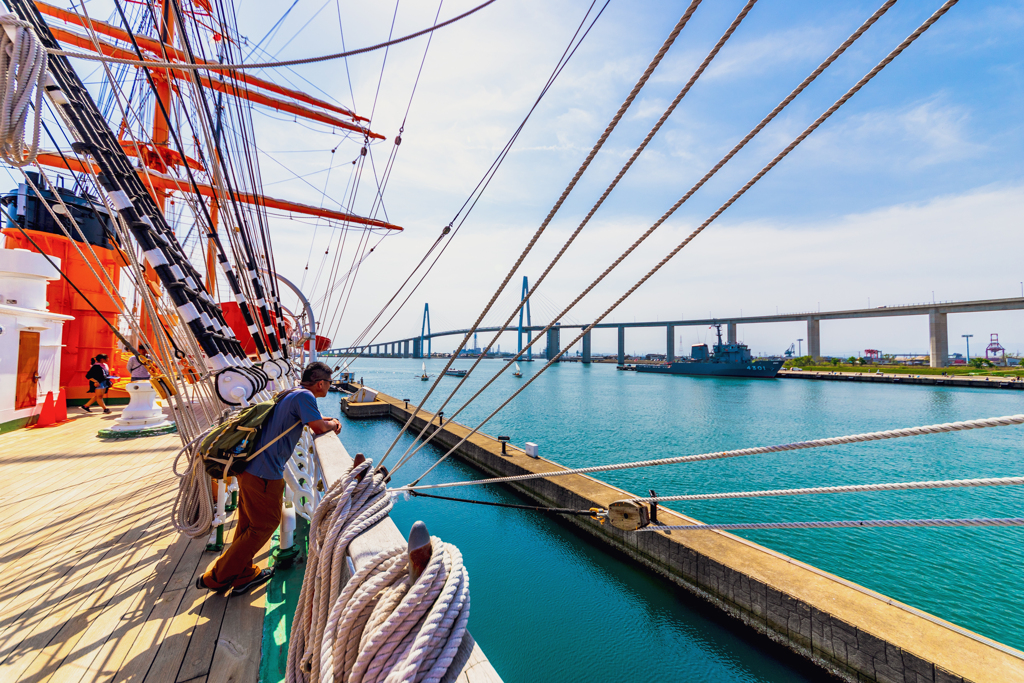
[203,470,284,590]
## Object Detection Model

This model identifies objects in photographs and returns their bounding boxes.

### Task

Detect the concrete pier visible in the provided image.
[727,322,737,344]
[582,329,592,363]
[546,325,560,361]
[807,318,821,360]
[343,387,1024,683]
[929,310,948,368]
[617,326,625,365]
[666,325,675,361]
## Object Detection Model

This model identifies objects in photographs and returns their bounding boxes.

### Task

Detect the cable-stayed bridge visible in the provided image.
[323,296,1024,368]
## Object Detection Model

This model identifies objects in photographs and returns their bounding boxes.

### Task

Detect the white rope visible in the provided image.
[288,458,395,682]
[288,457,470,683]
[629,475,1024,503]
[394,413,1024,492]
[171,433,215,538]
[0,14,46,166]
[638,518,1024,533]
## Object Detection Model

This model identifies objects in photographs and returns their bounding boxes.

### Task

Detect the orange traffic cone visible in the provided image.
[35,392,55,428]
[55,388,68,423]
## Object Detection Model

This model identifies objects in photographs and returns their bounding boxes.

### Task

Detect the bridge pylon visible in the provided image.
[419,303,431,359]
[518,276,532,360]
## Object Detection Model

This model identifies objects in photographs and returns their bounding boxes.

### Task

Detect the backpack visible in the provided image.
[198,390,302,479]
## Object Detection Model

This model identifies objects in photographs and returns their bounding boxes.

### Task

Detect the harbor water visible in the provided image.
[322,358,1024,681]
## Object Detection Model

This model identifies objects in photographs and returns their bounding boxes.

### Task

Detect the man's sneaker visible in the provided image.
[195,576,216,592]
[80,406,92,413]
[230,568,274,596]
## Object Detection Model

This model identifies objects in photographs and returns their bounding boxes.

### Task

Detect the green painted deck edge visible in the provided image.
[0,415,32,434]
[260,515,310,683]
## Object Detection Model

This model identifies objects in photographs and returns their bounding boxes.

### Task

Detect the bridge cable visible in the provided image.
[376,0,701,467]
[397,0,960,485]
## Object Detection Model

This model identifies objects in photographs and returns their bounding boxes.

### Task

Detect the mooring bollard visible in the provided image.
[403,398,410,409]
[408,520,432,582]
[497,436,510,455]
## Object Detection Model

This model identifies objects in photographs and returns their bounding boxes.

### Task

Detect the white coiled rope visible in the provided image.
[321,539,469,683]
[171,434,215,539]
[287,457,470,683]
[288,458,395,682]
[0,14,46,167]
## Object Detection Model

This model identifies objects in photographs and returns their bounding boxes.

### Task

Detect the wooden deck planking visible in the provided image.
[0,410,269,683]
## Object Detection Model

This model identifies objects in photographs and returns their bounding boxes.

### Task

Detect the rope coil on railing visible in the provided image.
[171,433,215,538]
[289,458,395,682]
[0,13,46,166]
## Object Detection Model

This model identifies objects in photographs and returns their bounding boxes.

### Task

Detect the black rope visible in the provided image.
[408,490,600,516]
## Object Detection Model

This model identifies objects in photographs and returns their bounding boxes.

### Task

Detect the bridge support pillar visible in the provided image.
[666,325,675,361]
[727,323,737,345]
[582,329,591,363]
[413,338,422,358]
[403,340,409,358]
[546,326,561,361]
[807,318,820,360]
[617,326,625,365]
[929,310,948,367]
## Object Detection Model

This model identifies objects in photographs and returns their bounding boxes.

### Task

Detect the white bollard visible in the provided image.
[109,380,175,432]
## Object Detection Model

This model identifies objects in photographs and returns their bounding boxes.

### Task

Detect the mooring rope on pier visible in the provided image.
[628,475,1024,503]
[392,413,1024,493]
[637,518,1024,533]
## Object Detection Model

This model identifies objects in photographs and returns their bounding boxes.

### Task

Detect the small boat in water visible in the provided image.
[513,363,523,378]
[445,368,468,377]
[420,363,430,381]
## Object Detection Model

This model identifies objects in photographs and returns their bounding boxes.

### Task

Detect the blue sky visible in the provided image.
[41,0,1024,356]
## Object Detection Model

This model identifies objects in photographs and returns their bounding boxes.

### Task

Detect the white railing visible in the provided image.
[284,427,326,522]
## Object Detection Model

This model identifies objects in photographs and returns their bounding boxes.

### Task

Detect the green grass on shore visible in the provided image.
[781,364,1024,378]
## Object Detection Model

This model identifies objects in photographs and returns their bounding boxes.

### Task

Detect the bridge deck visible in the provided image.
[0,409,265,683]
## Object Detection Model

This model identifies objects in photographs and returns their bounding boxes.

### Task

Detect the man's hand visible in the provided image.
[309,417,342,435]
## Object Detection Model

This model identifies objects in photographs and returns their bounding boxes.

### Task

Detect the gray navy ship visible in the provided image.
[635,324,784,378]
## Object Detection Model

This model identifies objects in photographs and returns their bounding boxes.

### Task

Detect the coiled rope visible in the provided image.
[320,538,469,683]
[394,413,1024,492]
[171,433,215,539]
[637,518,1024,533]
[0,14,46,166]
[288,458,395,682]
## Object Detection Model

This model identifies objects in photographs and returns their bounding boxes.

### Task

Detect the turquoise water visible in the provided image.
[321,358,1024,680]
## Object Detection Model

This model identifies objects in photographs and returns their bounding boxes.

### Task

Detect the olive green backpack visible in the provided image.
[199,391,302,479]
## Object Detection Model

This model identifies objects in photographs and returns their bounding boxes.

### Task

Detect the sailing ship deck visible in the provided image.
[0,409,264,683]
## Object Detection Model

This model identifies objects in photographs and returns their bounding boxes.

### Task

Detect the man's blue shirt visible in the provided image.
[246,388,322,480]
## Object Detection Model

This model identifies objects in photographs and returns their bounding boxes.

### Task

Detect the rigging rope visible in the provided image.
[390,0,760,477]
[45,0,499,71]
[378,0,700,468]
[638,518,1024,533]
[171,433,215,538]
[0,14,47,165]
[629,475,1024,503]
[399,0,960,485]
[391,413,1024,492]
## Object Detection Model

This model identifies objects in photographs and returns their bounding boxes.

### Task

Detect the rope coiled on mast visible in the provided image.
[0,14,46,166]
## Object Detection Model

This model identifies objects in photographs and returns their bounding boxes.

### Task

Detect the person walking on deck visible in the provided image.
[198,361,341,596]
[82,354,116,413]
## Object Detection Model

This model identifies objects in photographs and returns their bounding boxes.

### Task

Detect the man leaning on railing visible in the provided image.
[196,361,341,596]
